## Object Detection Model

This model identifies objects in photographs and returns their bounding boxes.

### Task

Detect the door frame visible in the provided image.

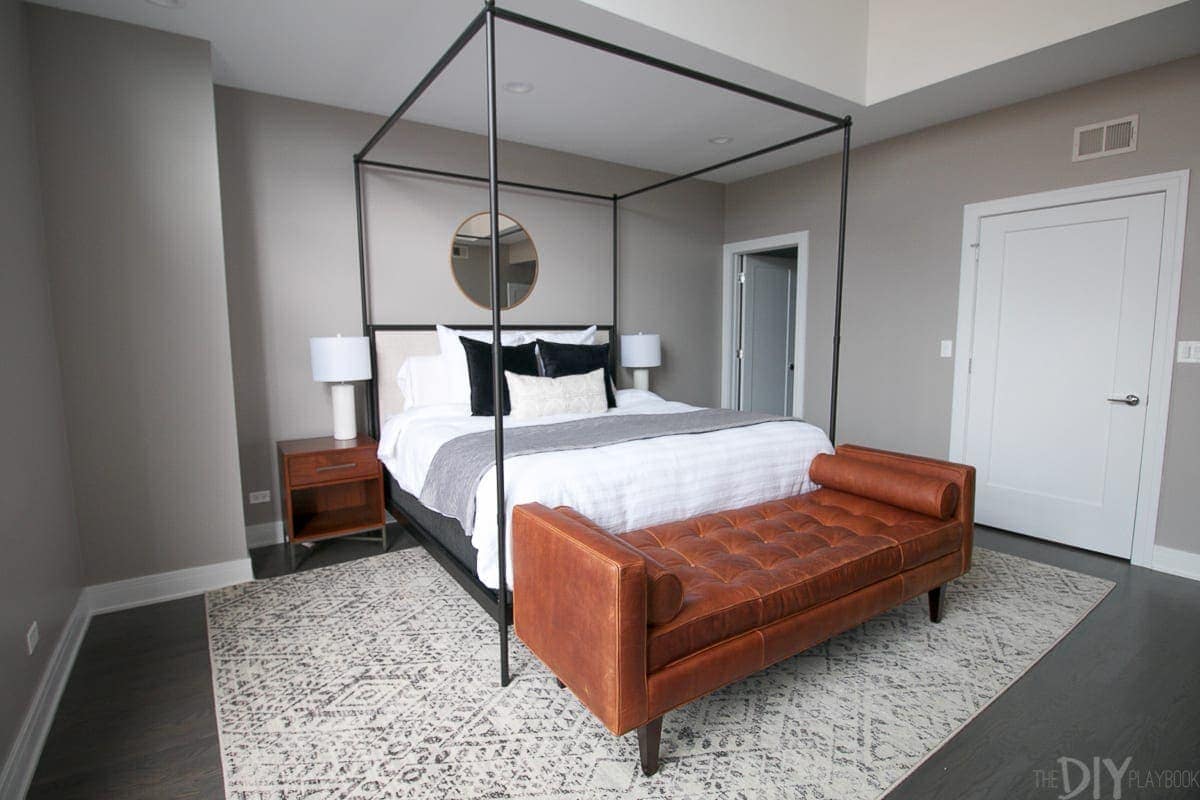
[949,170,1190,567]
[721,231,809,413]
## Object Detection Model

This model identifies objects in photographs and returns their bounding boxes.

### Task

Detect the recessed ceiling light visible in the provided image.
[708,136,733,145]
[144,0,184,7]
[503,82,534,94]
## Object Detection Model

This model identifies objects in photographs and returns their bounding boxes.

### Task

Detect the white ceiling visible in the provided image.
[28,0,1200,185]
[864,0,1188,102]
[578,0,870,103]
[579,0,1188,104]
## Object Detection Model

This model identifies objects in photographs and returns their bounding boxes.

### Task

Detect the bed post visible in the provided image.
[353,156,378,439]
[828,118,852,444]
[611,194,619,373]
[484,0,511,687]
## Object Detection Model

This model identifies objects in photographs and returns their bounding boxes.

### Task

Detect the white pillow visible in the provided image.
[505,368,608,420]
[435,325,530,405]
[435,324,597,404]
[527,325,597,345]
[396,354,457,409]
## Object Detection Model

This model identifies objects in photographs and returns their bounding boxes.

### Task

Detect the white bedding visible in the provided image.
[378,389,833,589]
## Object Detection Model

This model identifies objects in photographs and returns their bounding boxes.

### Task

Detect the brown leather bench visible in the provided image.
[512,444,975,775]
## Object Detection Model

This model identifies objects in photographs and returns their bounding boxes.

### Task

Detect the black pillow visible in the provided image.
[460,337,539,416]
[537,340,616,408]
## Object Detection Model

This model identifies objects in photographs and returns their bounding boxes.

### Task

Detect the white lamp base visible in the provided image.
[331,383,357,440]
[632,368,650,392]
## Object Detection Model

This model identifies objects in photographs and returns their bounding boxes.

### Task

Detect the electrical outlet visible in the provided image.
[248,490,271,505]
[26,621,38,656]
[1178,341,1200,364]
[940,340,954,358]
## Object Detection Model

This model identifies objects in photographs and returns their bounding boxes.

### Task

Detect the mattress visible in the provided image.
[378,389,833,590]
[385,476,478,576]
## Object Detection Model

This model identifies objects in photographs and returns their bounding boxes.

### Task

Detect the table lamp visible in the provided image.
[310,335,372,440]
[620,333,661,391]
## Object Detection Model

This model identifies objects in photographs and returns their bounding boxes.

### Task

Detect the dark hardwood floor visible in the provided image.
[25,596,223,799]
[249,524,410,579]
[27,525,1200,799]
[891,529,1200,799]
[26,527,415,800]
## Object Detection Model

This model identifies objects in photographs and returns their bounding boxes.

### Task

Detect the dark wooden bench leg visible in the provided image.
[929,585,944,623]
[637,717,663,776]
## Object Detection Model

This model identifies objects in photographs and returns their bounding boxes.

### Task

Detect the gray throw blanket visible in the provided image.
[420,409,791,536]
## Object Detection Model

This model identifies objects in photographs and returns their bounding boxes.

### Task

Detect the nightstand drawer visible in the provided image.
[287,449,377,486]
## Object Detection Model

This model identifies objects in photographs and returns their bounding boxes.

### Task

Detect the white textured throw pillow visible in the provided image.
[505,367,608,420]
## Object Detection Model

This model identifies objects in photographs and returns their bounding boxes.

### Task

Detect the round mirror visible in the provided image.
[450,212,538,309]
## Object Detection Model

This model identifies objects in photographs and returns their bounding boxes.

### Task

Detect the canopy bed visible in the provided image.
[352,0,852,686]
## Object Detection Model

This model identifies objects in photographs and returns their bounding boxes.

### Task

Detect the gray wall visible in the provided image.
[364,169,613,325]
[0,0,84,767]
[725,55,1200,554]
[213,88,723,528]
[618,178,725,411]
[28,6,247,583]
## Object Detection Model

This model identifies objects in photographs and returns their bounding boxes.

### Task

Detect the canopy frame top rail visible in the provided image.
[354,6,850,197]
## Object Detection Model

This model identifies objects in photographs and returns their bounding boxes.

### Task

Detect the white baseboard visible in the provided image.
[85,557,254,615]
[0,593,90,800]
[1152,545,1200,582]
[245,520,284,549]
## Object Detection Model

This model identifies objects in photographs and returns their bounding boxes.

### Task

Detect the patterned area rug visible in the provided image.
[207,547,1112,799]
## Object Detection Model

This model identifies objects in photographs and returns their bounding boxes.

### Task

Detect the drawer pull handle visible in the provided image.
[315,462,357,472]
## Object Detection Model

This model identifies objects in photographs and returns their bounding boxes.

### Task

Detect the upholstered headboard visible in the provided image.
[371,325,612,429]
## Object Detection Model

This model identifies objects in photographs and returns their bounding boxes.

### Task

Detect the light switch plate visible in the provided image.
[248,490,271,504]
[1178,341,1200,364]
[940,340,953,358]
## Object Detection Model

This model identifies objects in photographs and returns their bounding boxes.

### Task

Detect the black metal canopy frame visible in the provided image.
[353,0,851,687]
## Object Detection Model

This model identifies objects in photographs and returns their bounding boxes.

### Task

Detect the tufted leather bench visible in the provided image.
[512,444,975,775]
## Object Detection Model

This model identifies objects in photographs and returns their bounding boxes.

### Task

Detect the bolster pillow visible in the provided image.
[810,453,959,520]
[641,553,684,625]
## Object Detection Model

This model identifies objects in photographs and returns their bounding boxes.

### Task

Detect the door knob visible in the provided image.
[1107,394,1140,406]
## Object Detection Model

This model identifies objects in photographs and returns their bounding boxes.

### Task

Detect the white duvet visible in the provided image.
[378,389,833,589]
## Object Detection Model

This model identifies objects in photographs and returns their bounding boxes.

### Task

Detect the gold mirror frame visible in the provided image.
[449,211,539,310]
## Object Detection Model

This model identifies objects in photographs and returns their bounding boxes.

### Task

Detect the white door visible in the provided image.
[739,255,796,414]
[963,193,1165,557]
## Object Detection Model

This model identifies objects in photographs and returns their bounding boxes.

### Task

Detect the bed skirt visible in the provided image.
[386,474,480,577]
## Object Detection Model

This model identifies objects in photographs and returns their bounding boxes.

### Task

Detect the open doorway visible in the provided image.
[739,248,798,413]
[721,232,808,416]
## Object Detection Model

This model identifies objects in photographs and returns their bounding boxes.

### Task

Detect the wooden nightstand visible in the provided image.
[277,435,386,570]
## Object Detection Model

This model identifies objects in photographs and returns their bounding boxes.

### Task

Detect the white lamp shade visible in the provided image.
[620,333,661,368]
[310,336,371,382]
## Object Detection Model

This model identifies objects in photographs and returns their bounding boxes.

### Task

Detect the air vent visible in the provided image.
[1073,115,1138,162]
